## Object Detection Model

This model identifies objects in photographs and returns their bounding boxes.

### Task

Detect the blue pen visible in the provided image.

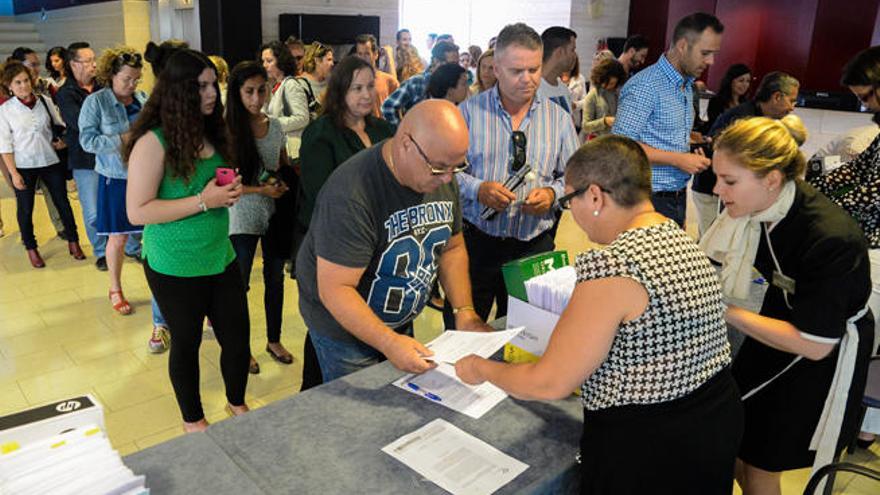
[406,382,442,402]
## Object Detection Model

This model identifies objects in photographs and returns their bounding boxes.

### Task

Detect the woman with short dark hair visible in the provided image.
[0,61,84,267]
[456,134,743,493]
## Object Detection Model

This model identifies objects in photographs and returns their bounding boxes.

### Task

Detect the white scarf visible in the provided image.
[699,181,797,299]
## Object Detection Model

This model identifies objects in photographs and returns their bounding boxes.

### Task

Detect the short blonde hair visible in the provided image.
[96,45,142,86]
[208,55,229,84]
[714,116,806,181]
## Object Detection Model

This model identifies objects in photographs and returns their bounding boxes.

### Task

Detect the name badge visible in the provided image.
[772,271,796,294]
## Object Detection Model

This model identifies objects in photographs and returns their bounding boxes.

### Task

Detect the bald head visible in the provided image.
[399,99,468,155]
[389,100,469,193]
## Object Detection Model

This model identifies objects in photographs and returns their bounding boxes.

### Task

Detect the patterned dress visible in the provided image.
[810,132,880,248]
[575,220,742,495]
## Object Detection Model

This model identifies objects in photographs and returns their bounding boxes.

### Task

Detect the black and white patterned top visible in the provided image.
[809,132,880,249]
[576,220,731,411]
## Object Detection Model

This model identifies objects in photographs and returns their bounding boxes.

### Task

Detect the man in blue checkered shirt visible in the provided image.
[613,12,724,226]
[381,41,460,128]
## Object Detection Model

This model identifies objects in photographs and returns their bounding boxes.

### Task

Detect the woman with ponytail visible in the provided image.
[700,116,874,494]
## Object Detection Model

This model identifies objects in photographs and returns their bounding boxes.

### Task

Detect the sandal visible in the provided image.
[109,290,133,315]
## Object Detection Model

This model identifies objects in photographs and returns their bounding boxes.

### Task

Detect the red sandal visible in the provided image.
[109,290,133,315]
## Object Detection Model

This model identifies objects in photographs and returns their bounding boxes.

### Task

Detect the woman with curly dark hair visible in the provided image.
[125,49,251,432]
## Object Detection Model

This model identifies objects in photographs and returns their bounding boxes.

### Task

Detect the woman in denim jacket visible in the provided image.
[80,46,170,352]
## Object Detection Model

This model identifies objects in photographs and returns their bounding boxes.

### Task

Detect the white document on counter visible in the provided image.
[426,327,524,364]
[393,363,508,419]
[382,418,529,495]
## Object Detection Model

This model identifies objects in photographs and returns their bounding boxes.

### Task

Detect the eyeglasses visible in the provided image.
[511,131,527,171]
[408,134,469,175]
[557,186,611,209]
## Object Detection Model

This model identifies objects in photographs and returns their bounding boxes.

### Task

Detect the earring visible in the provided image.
[593,210,600,217]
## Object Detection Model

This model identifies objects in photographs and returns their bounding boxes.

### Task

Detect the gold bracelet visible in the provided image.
[452,305,475,315]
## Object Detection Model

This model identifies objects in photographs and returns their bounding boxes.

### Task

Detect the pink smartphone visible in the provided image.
[215,167,235,186]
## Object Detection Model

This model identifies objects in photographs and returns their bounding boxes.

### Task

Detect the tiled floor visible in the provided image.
[0,183,878,493]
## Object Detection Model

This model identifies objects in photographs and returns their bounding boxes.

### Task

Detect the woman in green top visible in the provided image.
[296,55,394,390]
[125,49,251,433]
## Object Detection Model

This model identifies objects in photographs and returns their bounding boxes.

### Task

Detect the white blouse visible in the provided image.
[0,95,65,169]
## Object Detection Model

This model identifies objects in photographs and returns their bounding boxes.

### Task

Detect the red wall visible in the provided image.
[627,0,671,65]
[629,0,880,93]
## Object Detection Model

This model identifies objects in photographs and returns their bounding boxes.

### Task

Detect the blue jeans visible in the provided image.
[152,297,167,327]
[651,190,687,227]
[229,234,286,343]
[309,323,413,382]
[73,169,140,258]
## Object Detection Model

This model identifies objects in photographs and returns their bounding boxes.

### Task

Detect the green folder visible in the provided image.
[501,251,570,302]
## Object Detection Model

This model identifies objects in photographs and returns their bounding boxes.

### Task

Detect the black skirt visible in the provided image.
[579,367,743,495]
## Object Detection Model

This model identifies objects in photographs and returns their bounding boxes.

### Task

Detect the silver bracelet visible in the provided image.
[196,192,208,212]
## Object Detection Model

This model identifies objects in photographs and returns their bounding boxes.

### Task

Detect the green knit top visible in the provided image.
[142,128,235,277]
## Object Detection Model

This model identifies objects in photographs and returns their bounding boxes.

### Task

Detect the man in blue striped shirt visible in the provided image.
[445,23,578,324]
[613,12,723,226]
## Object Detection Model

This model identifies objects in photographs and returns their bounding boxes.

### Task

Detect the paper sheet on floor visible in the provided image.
[426,327,524,364]
[382,418,529,495]
[393,363,508,419]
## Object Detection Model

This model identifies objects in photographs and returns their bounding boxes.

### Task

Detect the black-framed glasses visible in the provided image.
[408,134,469,175]
[511,130,527,171]
[557,186,611,209]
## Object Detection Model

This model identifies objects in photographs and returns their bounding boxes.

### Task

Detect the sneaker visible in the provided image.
[148,325,170,353]
[95,256,108,271]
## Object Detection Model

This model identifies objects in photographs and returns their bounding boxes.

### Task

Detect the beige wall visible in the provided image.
[570,0,631,74]
[17,1,127,55]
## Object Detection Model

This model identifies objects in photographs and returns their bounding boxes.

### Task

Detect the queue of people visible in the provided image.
[1,11,879,495]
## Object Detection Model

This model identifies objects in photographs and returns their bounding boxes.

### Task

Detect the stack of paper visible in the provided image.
[393,328,524,419]
[0,424,146,494]
[383,419,529,495]
[523,265,576,314]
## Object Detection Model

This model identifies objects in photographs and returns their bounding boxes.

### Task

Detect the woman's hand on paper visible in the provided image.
[455,355,486,385]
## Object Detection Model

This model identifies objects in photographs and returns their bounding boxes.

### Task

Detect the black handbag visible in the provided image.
[37,95,66,142]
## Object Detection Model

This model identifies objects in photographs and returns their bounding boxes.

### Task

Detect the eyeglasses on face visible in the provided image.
[557,186,611,209]
[407,134,469,175]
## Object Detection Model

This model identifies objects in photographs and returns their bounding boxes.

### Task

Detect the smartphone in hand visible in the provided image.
[215,167,235,186]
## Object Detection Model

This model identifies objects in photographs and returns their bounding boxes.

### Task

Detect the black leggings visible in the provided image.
[14,163,79,249]
[144,260,250,422]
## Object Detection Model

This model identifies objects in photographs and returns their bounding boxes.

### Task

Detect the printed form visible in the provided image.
[382,418,528,495]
